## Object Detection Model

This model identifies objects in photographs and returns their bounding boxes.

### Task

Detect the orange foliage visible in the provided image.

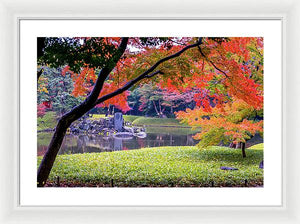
[62,63,131,112]
[160,37,263,112]
[176,99,263,145]
[96,82,131,112]
[71,66,97,97]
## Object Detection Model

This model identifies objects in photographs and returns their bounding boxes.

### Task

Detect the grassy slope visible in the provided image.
[123,115,140,123]
[132,117,188,127]
[37,111,57,131]
[248,143,263,150]
[92,114,140,123]
[38,144,264,187]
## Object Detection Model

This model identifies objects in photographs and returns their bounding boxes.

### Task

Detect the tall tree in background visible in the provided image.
[38,67,83,116]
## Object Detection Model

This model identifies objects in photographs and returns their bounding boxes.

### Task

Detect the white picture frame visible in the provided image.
[0,0,298,223]
[19,19,281,207]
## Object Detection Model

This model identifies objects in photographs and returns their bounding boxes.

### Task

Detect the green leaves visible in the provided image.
[38,37,125,73]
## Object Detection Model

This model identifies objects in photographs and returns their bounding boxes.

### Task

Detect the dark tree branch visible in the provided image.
[95,70,164,106]
[169,39,187,46]
[85,38,129,104]
[95,39,203,106]
[145,70,164,78]
[60,37,129,123]
[197,45,229,78]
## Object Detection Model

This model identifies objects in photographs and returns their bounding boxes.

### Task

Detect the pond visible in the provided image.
[37,127,263,156]
[37,127,199,156]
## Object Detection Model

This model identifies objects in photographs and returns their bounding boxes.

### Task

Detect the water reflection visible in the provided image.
[37,133,198,156]
[37,132,263,156]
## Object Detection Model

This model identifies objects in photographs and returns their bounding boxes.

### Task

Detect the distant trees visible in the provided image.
[37,67,82,116]
[136,83,197,117]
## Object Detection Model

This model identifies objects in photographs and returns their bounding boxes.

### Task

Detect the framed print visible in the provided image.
[0,0,299,223]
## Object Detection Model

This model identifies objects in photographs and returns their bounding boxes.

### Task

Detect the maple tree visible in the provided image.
[173,37,264,157]
[37,37,263,186]
[176,99,263,157]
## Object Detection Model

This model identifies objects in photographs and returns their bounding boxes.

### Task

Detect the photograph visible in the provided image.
[37,37,264,188]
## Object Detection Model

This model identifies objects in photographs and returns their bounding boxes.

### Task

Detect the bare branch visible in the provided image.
[95,39,203,106]
[145,70,164,78]
[197,45,229,78]
[169,39,187,46]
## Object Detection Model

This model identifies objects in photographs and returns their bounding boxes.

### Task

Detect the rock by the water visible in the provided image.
[220,166,238,171]
[114,112,124,131]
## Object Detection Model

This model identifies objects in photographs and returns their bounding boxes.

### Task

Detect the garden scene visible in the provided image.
[37,37,264,187]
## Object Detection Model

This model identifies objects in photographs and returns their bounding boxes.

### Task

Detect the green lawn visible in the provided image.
[248,143,264,150]
[91,114,140,123]
[38,144,264,187]
[37,111,57,131]
[123,115,141,123]
[132,117,189,127]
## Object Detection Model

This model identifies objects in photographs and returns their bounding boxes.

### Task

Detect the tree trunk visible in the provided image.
[241,142,246,158]
[37,118,70,186]
[158,100,162,116]
[112,105,115,115]
[152,100,159,117]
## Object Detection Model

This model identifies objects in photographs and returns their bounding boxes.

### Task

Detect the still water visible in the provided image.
[37,127,263,156]
[37,131,198,156]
